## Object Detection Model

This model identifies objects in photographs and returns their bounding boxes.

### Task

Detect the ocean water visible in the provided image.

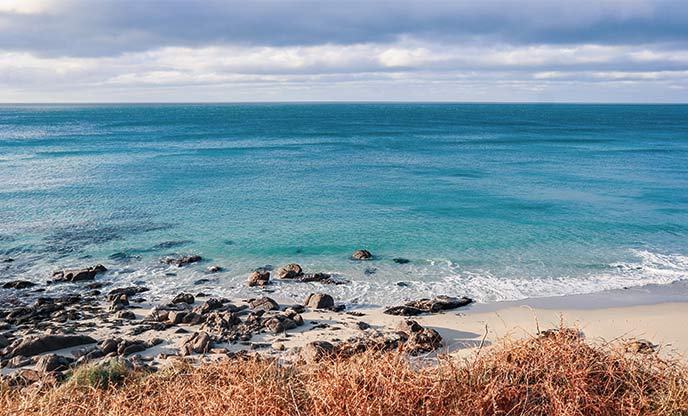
[0,103,687,306]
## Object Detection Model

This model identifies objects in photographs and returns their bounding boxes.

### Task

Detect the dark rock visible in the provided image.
[163,255,202,267]
[247,270,270,287]
[353,321,371,330]
[1,258,14,263]
[6,355,34,368]
[99,338,118,355]
[182,331,213,355]
[276,263,303,279]
[406,296,473,313]
[383,306,424,316]
[109,294,129,312]
[7,334,96,358]
[172,293,195,305]
[168,310,188,325]
[299,273,331,282]
[121,343,146,356]
[2,280,36,289]
[107,286,149,300]
[117,310,136,320]
[196,298,223,314]
[351,249,373,260]
[304,293,334,309]
[396,282,410,287]
[263,316,298,333]
[194,278,211,285]
[0,334,9,348]
[407,328,442,354]
[207,265,222,273]
[364,268,377,275]
[393,258,411,264]
[249,297,279,312]
[35,354,72,373]
[51,264,107,283]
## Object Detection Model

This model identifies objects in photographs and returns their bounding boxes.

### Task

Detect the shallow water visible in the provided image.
[0,103,687,306]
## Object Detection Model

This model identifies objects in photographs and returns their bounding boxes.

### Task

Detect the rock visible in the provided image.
[383,306,424,316]
[163,255,202,267]
[392,258,410,264]
[194,278,211,285]
[398,319,423,333]
[107,286,149,299]
[247,270,270,287]
[6,355,34,368]
[35,354,72,373]
[406,295,473,313]
[249,297,279,311]
[263,316,298,333]
[0,334,9,348]
[1,258,14,263]
[51,264,107,283]
[117,310,136,320]
[6,334,96,358]
[351,249,373,260]
[172,292,195,305]
[304,293,334,309]
[301,341,335,362]
[272,342,285,351]
[182,331,213,355]
[168,310,188,325]
[2,280,36,289]
[196,298,224,314]
[406,328,443,354]
[384,296,473,316]
[99,338,119,355]
[121,343,146,356]
[299,273,332,282]
[109,294,129,312]
[353,321,371,330]
[207,265,222,273]
[277,263,303,279]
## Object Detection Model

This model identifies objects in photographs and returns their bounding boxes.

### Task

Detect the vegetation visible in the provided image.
[2,328,687,415]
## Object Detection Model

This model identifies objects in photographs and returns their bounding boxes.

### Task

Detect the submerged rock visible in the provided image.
[51,264,107,283]
[351,249,373,260]
[393,258,411,264]
[163,255,202,267]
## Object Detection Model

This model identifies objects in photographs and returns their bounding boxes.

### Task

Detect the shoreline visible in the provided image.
[2,264,688,382]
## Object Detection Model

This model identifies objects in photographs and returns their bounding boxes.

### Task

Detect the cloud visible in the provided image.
[0,0,687,102]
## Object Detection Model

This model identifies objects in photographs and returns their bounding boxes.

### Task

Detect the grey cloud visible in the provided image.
[1,0,688,57]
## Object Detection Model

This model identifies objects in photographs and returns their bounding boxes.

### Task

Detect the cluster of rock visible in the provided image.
[246,263,349,287]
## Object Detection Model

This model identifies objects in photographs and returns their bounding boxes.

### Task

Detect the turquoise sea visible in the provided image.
[1,104,687,305]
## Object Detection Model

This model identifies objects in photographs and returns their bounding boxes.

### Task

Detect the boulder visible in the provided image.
[384,296,473,316]
[351,249,373,260]
[407,328,443,354]
[247,270,270,287]
[109,294,129,312]
[35,354,72,373]
[249,297,279,311]
[172,292,195,305]
[277,263,303,279]
[263,316,298,333]
[182,331,213,355]
[51,264,107,283]
[2,280,37,289]
[304,293,334,309]
[6,334,96,358]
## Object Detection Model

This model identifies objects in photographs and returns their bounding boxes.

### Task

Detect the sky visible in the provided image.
[0,0,687,102]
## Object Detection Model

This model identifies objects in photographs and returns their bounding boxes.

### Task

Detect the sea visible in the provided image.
[1,103,687,307]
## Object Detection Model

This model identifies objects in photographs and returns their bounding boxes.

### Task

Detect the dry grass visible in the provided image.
[2,328,688,416]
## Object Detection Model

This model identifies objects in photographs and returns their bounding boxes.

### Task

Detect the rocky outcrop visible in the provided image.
[397,319,443,354]
[384,296,473,316]
[277,263,303,279]
[4,334,96,358]
[351,249,373,260]
[304,293,334,309]
[247,270,270,287]
[300,341,336,362]
[51,264,107,283]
